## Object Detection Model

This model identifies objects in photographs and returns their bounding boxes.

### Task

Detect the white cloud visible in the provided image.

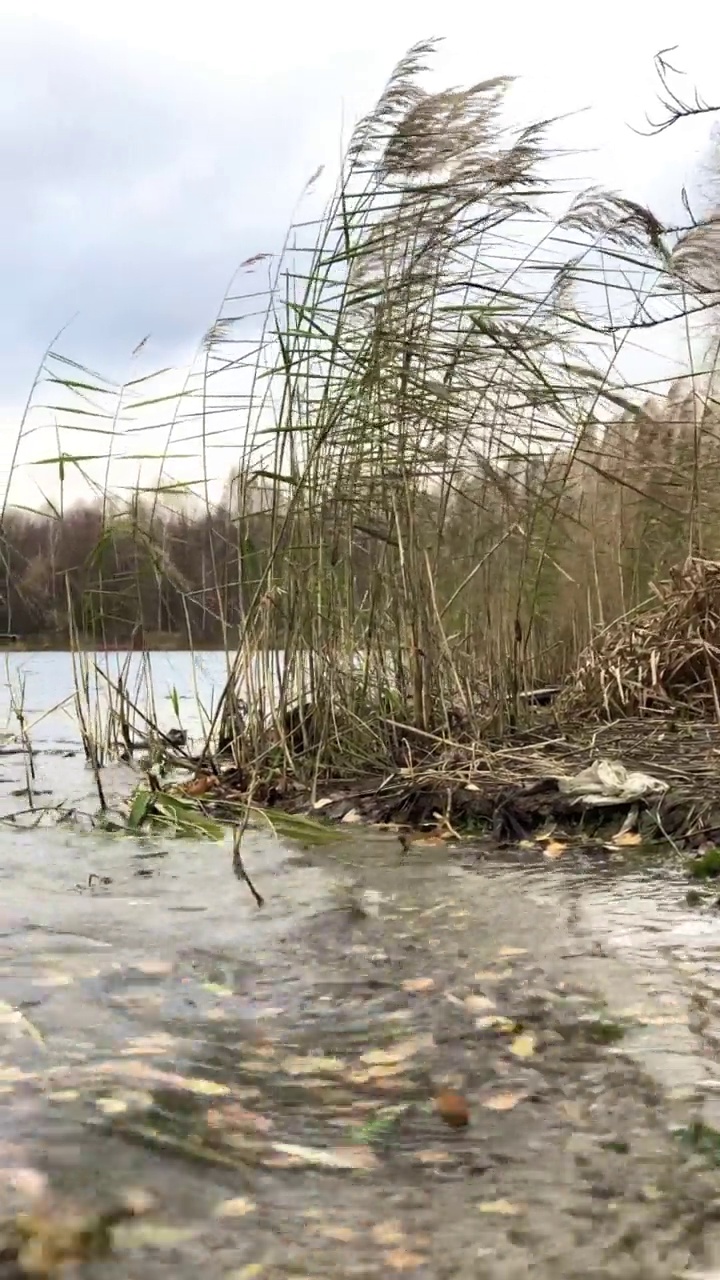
[0,0,717,505]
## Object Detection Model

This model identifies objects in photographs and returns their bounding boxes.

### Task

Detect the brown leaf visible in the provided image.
[498,946,528,958]
[372,1221,406,1246]
[478,1199,523,1216]
[384,1248,428,1271]
[402,978,435,993]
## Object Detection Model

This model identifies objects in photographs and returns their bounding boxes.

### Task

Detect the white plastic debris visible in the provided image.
[556,759,667,806]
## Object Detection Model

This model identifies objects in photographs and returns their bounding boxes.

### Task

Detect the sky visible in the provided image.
[1,0,718,506]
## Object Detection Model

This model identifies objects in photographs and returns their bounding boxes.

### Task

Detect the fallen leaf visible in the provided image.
[95,1096,128,1115]
[463,994,495,1014]
[612,830,643,847]
[270,1143,379,1171]
[225,1267,266,1280]
[414,1149,453,1164]
[372,1221,406,1246]
[478,1199,523,1216]
[481,1091,527,1112]
[341,809,363,824]
[316,1223,356,1242]
[498,947,527,958]
[402,978,435,993]
[543,840,567,859]
[119,1223,200,1248]
[436,1090,469,1127]
[346,1063,407,1084]
[464,782,480,792]
[360,1034,434,1066]
[385,1249,428,1271]
[207,1104,273,1135]
[213,1197,257,1219]
[312,797,334,810]
[281,1055,345,1076]
[475,1015,516,1033]
[510,1033,536,1058]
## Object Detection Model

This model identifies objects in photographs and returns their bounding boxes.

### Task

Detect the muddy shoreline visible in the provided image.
[181,718,720,850]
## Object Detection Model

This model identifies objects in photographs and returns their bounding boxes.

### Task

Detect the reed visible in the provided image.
[3,42,720,782]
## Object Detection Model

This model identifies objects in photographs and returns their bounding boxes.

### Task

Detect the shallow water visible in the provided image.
[2,653,720,1275]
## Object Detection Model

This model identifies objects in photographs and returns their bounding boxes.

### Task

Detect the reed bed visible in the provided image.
[3,40,720,809]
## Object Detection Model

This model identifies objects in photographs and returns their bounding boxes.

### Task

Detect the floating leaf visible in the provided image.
[372,1221,406,1246]
[478,1199,523,1216]
[127,788,154,831]
[281,1055,345,1076]
[212,1198,257,1219]
[118,1222,200,1249]
[270,1143,378,1171]
[464,994,495,1014]
[360,1034,434,1067]
[414,1149,453,1164]
[510,1033,536,1058]
[315,1223,356,1242]
[544,840,567,859]
[95,1096,128,1115]
[481,1091,527,1112]
[475,1015,516,1032]
[385,1248,428,1271]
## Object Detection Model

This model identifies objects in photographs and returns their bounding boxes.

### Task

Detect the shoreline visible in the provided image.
[155,717,720,852]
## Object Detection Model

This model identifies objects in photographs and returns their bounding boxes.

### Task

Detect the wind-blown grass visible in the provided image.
[4,40,720,783]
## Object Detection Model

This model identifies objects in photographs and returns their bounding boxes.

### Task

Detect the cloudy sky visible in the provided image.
[1,0,717,505]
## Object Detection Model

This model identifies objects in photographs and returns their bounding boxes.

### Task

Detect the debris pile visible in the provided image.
[561,556,720,719]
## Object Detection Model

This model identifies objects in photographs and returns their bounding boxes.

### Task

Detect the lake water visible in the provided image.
[2,652,720,1274]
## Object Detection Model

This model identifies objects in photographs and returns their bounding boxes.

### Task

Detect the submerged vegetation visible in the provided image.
[4,42,720,829]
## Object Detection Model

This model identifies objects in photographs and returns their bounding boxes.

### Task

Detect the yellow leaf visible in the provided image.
[463,994,495,1014]
[270,1143,378,1171]
[281,1055,345,1076]
[414,1148,453,1164]
[543,840,567,859]
[498,946,527,958]
[315,1223,356,1241]
[478,1199,523,1216]
[119,1223,200,1248]
[475,1015,516,1032]
[372,1221,406,1246]
[385,1248,428,1271]
[360,1034,434,1066]
[481,1091,527,1112]
[212,1198,257,1218]
[402,978,435,993]
[509,1032,536,1058]
[95,1096,128,1115]
[612,830,643,847]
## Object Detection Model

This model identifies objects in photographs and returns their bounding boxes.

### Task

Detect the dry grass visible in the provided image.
[5,41,720,786]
